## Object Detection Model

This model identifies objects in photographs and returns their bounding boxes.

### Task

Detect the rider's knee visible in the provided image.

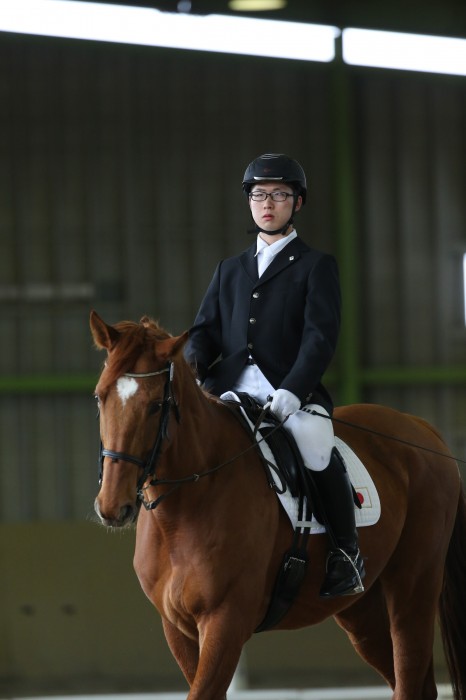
[302,446,332,472]
[285,409,334,472]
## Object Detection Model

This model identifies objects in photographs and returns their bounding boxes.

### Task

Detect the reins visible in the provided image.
[310,409,466,465]
[141,403,466,512]
[98,364,285,512]
[99,363,465,513]
[139,401,286,510]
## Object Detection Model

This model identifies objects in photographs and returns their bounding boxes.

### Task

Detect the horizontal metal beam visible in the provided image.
[0,375,97,394]
[1,368,466,394]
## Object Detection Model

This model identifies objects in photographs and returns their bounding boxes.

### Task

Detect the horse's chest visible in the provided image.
[157,571,201,638]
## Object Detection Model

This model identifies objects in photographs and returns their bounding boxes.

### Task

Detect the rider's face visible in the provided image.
[249,182,301,238]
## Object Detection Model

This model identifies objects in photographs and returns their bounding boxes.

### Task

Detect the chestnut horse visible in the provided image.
[90,311,466,700]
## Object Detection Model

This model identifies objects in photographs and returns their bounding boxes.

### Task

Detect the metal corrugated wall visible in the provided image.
[356,72,466,456]
[0,35,336,521]
[1,34,465,523]
[1,30,464,697]
[359,74,465,366]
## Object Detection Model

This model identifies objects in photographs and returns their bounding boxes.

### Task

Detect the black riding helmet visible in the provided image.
[242,153,307,235]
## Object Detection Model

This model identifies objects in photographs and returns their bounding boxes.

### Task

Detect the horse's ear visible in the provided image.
[156,331,189,363]
[90,310,120,351]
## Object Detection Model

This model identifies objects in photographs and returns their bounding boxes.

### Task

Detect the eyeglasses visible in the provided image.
[249,191,295,202]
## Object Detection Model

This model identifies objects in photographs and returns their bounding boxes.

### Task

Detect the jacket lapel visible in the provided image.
[239,243,259,283]
[257,237,303,285]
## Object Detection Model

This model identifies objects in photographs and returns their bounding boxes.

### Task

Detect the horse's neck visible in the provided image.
[183,390,250,462]
[156,387,258,489]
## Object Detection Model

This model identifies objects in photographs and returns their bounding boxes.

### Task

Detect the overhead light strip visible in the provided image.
[228,0,287,9]
[343,28,466,77]
[1,1,465,76]
[0,0,339,62]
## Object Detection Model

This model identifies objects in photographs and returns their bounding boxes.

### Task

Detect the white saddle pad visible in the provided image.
[222,392,381,534]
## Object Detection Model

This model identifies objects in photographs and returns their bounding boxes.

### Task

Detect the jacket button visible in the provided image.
[249,318,256,324]
[252,291,260,299]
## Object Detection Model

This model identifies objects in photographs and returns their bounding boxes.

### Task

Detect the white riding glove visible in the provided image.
[268,389,300,422]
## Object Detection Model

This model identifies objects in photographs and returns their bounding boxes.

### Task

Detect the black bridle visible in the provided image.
[98,362,289,511]
[99,362,180,508]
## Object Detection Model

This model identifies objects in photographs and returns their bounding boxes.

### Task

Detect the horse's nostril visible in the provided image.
[121,504,136,523]
[94,498,138,527]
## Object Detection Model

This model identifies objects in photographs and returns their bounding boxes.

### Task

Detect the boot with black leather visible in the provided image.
[312,448,365,598]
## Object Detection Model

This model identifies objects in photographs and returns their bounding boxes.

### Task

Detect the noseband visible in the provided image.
[99,362,180,505]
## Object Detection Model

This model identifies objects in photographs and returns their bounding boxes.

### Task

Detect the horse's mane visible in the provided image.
[97,316,172,394]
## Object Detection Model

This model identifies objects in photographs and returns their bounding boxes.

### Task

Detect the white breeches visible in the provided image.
[231,363,335,472]
[285,405,334,471]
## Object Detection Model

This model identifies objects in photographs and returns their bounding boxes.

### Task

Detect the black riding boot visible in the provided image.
[312,448,365,598]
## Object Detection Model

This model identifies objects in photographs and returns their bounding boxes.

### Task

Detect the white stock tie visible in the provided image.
[257,247,275,277]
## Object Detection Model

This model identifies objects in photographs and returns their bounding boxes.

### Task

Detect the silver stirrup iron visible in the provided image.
[332,547,365,594]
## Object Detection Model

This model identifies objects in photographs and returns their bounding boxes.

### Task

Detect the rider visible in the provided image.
[184,152,365,598]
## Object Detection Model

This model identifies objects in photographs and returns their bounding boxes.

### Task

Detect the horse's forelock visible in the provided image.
[114,317,171,339]
[98,319,172,392]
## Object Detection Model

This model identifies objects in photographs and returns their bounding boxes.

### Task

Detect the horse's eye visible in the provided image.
[149,401,162,416]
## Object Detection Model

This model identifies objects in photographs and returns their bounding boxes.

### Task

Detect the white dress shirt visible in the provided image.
[231,230,298,402]
[255,229,297,277]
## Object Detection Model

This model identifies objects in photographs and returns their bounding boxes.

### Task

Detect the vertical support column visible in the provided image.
[331,35,362,405]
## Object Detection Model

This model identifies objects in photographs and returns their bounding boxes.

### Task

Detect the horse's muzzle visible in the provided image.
[94,497,140,528]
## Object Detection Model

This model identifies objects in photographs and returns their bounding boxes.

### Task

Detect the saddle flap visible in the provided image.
[258,424,306,498]
[224,392,323,521]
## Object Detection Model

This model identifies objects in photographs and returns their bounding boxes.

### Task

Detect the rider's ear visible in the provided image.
[90,310,120,351]
[156,331,189,363]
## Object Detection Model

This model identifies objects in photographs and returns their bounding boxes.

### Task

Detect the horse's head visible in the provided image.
[90,310,188,528]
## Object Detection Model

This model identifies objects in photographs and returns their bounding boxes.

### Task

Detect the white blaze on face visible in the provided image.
[116,376,139,407]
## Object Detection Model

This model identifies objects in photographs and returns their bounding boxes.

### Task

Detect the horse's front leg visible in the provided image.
[187,612,248,700]
[162,618,199,687]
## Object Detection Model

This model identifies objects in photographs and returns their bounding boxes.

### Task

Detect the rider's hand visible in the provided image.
[268,389,300,421]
